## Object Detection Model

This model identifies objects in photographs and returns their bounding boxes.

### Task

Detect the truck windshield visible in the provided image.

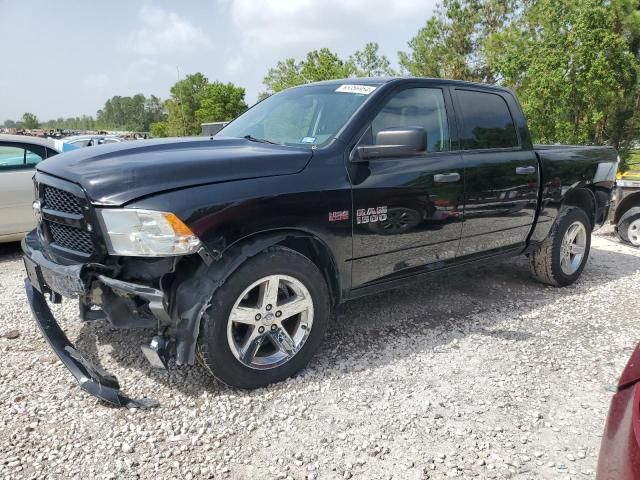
[218,84,377,147]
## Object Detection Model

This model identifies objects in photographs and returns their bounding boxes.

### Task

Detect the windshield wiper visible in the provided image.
[243,135,280,145]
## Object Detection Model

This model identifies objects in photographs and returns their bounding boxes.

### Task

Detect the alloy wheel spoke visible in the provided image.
[268,327,296,357]
[239,333,263,364]
[570,243,585,255]
[230,306,261,325]
[278,296,311,321]
[259,276,280,309]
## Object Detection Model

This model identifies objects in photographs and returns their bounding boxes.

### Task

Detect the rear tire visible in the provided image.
[529,207,591,287]
[617,207,640,247]
[197,246,330,389]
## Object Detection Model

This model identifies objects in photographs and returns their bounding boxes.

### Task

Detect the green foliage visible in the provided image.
[263,48,354,95]
[21,112,40,129]
[350,43,396,77]
[262,45,394,95]
[96,94,165,131]
[163,73,247,136]
[150,121,169,138]
[3,119,17,128]
[195,82,248,125]
[485,0,639,150]
[398,0,517,82]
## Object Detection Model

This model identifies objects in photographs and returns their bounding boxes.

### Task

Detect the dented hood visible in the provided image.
[36,137,313,205]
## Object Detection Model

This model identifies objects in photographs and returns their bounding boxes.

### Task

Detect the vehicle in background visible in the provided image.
[62,134,123,148]
[21,78,618,406]
[596,343,640,479]
[0,134,73,243]
[612,168,640,247]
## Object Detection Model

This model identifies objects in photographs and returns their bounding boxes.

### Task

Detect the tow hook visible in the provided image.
[141,335,174,370]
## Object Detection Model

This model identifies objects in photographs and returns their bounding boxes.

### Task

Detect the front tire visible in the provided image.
[197,247,330,389]
[529,207,591,287]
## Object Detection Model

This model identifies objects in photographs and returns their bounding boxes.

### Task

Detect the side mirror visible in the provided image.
[353,127,426,162]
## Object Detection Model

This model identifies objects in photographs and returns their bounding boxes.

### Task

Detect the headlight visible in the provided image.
[97,209,201,256]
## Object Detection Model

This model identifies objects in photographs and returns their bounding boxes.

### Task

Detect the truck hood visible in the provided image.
[36,137,313,205]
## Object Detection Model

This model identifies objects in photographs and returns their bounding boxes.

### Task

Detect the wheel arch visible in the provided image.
[614,191,640,225]
[222,229,342,305]
[562,187,597,227]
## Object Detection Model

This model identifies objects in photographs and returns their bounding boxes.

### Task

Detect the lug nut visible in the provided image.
[255,313,261,321]
[258,326,265,333]
[266,304,272,311]
[275,311,282,318]
[271,324,277,331]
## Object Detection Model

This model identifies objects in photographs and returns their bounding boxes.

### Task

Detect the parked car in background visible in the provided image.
[597,343,640,479]
[612,168,640,247]
[0,135,73,242]
[62,134,123,148]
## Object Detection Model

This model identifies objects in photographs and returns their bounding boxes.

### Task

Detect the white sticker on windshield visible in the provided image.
[301,137,316,143]
[335,84,376,95]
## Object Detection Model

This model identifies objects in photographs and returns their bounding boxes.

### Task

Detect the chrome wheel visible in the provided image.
[560,221,587,275]
[227,274,314,370]
[628,219,640,246]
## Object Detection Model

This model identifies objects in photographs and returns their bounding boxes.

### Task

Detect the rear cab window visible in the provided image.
[455,89,519,150]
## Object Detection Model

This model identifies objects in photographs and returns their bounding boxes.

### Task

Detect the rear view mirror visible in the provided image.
[353,127,426,161]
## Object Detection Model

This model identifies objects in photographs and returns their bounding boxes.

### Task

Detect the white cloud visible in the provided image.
[228,0,432,49]
[127,5,212,55]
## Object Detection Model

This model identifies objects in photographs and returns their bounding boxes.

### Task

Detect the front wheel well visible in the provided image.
[222,231,341,305]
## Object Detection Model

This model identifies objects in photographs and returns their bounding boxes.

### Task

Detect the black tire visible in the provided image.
[617,206,640,247]
[197,246,330,389]
[529,207,591,287]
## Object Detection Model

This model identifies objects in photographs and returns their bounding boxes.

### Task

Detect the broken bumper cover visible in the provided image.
[21,231,159,408]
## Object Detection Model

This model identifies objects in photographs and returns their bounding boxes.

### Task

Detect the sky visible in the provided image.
[0,0,437,122]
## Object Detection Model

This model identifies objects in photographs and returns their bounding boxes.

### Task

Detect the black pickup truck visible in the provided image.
[22,78,618,406]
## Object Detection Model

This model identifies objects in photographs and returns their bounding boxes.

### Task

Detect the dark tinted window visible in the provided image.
[371,88,449,152]
[457,90,518,150]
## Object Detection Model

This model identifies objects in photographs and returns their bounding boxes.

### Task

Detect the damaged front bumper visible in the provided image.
[22,231,161,408]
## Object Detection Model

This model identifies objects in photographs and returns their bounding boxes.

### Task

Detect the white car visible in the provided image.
[0,135,73,242]
[63,134,123,148]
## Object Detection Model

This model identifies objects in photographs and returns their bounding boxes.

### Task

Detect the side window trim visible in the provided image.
[453,88,521,152]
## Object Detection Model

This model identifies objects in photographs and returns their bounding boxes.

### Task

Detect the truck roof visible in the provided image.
[302,76,513,93]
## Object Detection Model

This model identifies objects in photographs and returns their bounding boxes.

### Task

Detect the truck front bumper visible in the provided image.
[21,231,159,408]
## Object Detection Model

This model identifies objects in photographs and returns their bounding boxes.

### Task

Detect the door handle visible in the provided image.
[515,166,536,175]
[434,173,461,183]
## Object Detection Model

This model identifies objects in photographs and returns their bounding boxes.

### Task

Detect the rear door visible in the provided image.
[0,142,47,237]
[453,88,539,257]
[350,85,465,288]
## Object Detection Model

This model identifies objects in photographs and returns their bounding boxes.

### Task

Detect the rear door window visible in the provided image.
[456,90,519,150]
[0,143,46,170]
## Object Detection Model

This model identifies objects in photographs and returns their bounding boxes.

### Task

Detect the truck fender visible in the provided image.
[171,229,339,365]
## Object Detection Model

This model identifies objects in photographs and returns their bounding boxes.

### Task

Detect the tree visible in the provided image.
[263,48,355,95]
[350,42,396,77]
[164,73,210,136]
[196,82,248,124]
[22,112,40,129]
[398,0,516,82]
[485,0,639,157]
[163,73,247,136]
[150,121,169,138]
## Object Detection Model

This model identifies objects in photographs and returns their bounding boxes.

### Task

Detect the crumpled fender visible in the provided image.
[172,234,290,365]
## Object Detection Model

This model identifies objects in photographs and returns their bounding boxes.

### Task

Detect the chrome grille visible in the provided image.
[43,186,82,215]
[48,222,94,254]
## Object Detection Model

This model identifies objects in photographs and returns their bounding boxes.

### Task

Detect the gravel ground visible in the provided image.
[1,229,639,480]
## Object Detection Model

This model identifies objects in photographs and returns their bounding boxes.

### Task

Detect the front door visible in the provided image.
[453,88,539,257]
[350,86,465,288]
